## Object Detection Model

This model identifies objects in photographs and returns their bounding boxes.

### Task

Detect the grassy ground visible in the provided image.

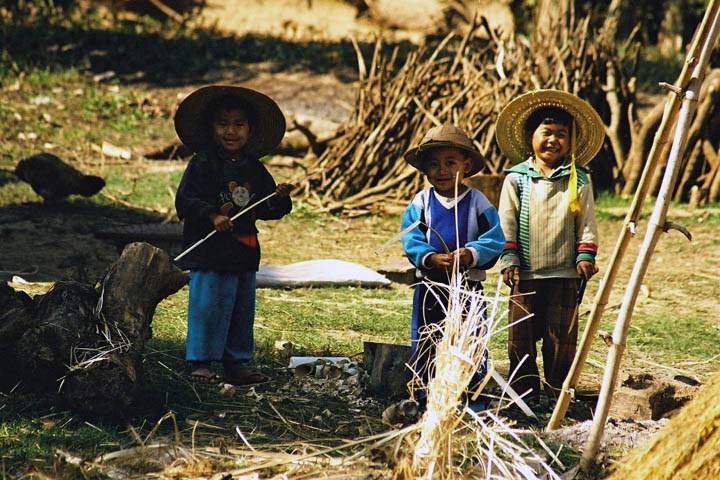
[2,6,720,478]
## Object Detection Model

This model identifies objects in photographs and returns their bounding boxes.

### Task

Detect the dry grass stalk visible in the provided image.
[407,273,560,479]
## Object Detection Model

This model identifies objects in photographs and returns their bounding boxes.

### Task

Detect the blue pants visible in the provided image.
[411,281,488,393]
[186,270,256,364]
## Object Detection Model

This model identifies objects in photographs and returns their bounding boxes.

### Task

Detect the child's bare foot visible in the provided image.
[224,363,268,386]
[189,362,221,383]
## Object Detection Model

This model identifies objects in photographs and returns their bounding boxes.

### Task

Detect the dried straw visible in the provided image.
[407,272,560,480]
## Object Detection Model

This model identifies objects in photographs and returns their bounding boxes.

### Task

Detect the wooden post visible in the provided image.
[546,0,720,432]
[580,5,720,470]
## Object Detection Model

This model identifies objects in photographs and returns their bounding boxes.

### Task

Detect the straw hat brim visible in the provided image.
[174,85,286,157]
[404,141,485,176]
[495,89,605,166]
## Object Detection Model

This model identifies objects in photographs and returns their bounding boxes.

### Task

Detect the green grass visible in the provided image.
[2,7,719,476]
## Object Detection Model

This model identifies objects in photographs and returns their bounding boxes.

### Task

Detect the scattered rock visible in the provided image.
[382,399,419,426]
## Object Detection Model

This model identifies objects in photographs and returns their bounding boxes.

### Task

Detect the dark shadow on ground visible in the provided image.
[1,16,414,87]
[0,198,166,283]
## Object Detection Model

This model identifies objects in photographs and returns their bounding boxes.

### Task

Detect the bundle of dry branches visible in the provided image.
[303,10,720,214]
[303,15,625,214]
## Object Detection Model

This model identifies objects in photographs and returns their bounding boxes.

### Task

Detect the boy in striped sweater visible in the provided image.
[400,124,505,406]
[495,90,604,399]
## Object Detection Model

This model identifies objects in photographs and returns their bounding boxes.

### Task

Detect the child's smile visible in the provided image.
[424,147,471,196]
[531,123,570,169]
[213,108,251,154]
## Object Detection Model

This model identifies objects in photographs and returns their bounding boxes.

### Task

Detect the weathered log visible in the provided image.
[4,243,188,419]
[0,282,36,386]
[363,341,412,400]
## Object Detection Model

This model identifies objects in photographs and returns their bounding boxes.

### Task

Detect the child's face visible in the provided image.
[530,122,570,167]
[424,147,472,196]
[212,108,251,153]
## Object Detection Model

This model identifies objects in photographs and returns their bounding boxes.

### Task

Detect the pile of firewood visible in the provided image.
[303,15,617,214]
[303,11,720,214]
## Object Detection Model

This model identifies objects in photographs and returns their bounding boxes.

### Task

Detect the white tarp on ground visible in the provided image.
[256,259,391,288]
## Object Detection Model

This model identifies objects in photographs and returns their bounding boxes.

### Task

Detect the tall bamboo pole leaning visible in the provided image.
[580,5,720,471]
[545,0,720,432]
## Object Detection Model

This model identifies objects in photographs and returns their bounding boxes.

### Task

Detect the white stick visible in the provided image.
[174,169,323,262]
[174,191,277,262]
[491,369,537,419]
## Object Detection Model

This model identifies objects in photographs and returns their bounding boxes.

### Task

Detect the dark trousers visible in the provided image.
[507,278,579,398]
[410,280,488,397]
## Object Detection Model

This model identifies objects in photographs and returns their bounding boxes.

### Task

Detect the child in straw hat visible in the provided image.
[495,89,603,399]
[401,124,505,407]
[174,85,293,386]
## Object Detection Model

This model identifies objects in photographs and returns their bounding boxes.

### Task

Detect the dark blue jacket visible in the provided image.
[175,151,291,272]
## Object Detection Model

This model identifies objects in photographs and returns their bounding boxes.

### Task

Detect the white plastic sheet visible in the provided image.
[256,259,391,288]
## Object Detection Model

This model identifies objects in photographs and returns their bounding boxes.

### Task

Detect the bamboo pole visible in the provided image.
[580,5,720,470]
[545,0,720,432]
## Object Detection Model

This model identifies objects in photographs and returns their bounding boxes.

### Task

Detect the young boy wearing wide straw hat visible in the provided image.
[401,123,505,407]
[495,89,604,399]
[174,85,293,385]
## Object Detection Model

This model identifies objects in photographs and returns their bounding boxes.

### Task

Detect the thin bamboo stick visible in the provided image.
[580,5,720,469]
[545,0,720,431]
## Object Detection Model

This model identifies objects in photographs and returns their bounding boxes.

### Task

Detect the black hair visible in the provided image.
[524,106,573,138]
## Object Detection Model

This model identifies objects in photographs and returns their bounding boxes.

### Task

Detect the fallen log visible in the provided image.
[2,242,188,419]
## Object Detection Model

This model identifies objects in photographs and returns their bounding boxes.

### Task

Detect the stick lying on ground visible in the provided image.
[174,169,323,262]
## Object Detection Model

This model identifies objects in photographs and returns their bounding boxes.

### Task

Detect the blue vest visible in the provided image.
[427,190,471,253]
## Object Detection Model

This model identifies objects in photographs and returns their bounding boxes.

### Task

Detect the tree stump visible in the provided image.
[363,341,413,400]
[2,242,188,419]
[609,373,697,421]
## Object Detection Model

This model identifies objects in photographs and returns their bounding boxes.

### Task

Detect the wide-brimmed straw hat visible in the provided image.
[174,85,286,157]
[404,124,485,175]
[495,89,605,166]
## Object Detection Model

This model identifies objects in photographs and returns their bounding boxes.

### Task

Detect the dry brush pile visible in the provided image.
[302,12,720,214]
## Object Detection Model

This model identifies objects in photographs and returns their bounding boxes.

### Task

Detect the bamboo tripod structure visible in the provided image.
[546,0,720,432]
[580,4,720,470]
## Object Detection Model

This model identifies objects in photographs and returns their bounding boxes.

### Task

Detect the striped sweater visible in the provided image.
[498,159,598,280]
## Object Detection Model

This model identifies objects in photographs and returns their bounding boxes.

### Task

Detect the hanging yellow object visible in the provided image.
[568,121,581,214]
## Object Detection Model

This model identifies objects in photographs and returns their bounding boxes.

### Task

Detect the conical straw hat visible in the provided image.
[174,85,286,157]
[495,89,605,166]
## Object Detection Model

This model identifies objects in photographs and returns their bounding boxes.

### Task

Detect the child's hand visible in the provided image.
[427,253,454,270]
[209,212,233,232]
[502,267,520,288]
[276,183,294,197]
[453,248,474,267]
[577,261,598,280]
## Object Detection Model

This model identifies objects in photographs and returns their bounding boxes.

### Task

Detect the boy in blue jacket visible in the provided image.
[401,124,505,404]
[174,85,292,385]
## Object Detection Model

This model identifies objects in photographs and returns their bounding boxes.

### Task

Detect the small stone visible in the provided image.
[31,95,52,106]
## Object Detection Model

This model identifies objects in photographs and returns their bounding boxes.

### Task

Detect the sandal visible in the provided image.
[189,363,221,384]
[224,363,269,386]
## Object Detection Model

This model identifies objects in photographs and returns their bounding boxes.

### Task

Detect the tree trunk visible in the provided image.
[363,341,412,400]
[3,243,188,420]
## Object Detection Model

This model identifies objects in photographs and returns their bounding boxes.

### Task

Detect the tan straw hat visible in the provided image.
[404,124,485,175]
[174,85,286,157]
[495,89,605,166]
